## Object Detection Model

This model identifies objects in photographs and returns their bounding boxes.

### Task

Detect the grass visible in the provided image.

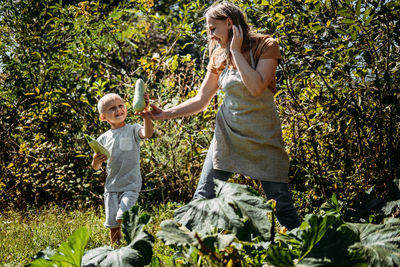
[0,202,181,267]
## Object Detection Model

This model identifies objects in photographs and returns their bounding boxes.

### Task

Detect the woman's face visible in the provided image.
[206,17,231,48]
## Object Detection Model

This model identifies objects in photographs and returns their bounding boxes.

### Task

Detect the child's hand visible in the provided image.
[134,93,150,116]
[91,152,107,170]
[93,152,107,164]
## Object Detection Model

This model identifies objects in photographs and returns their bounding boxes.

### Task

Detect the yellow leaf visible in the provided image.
[275,13,285,21]
[7,162,14,168]
[35,87,40,94]
[279,226,288,234]
[61,102,71,107]
[19,142,26,152]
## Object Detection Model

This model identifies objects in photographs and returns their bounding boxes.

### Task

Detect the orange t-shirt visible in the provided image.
[207,34,282,93]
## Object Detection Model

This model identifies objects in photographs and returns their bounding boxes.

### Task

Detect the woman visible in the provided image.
[145,1,300,230]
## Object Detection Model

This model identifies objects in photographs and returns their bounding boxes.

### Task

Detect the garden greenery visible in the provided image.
[0,0,399,223]
[30,181,400,266]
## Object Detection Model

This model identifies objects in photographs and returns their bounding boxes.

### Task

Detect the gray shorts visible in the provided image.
[104,191,139,228]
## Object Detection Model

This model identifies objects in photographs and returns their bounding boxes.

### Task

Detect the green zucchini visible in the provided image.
[84,134,110,159]
[133,78,146,112]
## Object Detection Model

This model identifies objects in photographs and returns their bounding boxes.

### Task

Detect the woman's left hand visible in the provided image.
[230,25,243,53]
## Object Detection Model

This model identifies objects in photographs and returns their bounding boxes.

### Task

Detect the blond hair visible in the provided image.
[97,93,124,113]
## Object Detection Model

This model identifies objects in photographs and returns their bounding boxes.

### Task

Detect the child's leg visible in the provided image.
[110,219,122,244]
[109,191,138,244]
[104,192,122,244]
[116,191,139,222]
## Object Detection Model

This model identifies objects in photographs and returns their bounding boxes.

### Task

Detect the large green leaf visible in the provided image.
[156,220,197,247]
[82,205,154,267]
[122,205,152,244]
[380,200,400,217]
[157,218,238,255]
[269,214,360,267]
[347,218,400,267]
[30,247,56,263]
[82,246,114,267]
[174,196,244,235]
[121,205,154,265]
[379,179,400,217]
[174,179,272,241]
[299,214,344,258]
[300,223,361,266]
[82,245,143,267]
[30,227,90,267]
[50,227,90,267]
[29,258,58,267]
[214,179,272,240]
[265,244,295,267]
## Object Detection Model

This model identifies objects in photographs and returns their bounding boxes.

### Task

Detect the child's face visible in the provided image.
[206,17,231,48]
[100,97,127,129]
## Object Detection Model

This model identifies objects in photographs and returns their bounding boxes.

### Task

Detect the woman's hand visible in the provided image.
[134,93,150,116]
[230,25,243,53]
[143,93,150,110]
[140,104,165,120]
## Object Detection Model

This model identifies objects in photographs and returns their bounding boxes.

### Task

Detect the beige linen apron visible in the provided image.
[212,49,289,183]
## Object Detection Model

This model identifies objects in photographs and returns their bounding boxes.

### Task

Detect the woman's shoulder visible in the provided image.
[252,34,279,50]
[251,33,281,60]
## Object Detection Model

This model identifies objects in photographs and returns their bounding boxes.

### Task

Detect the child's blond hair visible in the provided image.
[97,93,124,114]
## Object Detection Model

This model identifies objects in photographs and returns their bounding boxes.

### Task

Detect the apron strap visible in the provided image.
[249,45,256,69]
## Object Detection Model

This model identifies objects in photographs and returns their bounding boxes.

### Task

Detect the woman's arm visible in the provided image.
[232,53,278,96]
[230,25,278,96]
[146,70,220,120]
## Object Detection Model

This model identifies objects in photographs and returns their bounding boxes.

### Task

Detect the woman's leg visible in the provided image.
[193,140,232,199]
[261,181,301,230]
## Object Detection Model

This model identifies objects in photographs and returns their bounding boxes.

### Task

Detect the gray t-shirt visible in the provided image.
[97,124,143,193]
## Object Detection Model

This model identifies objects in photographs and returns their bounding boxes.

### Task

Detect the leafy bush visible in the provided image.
[0,0,399,217]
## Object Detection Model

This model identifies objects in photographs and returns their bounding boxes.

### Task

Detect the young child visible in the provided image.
[91,92,153,244]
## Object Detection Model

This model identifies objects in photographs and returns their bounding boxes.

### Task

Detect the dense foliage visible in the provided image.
[0,0,399,223]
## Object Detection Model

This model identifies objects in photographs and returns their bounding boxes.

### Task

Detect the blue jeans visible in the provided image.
[193,142,301,230]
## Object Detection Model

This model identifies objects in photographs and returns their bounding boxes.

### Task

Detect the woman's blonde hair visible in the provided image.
[204,1,255,66]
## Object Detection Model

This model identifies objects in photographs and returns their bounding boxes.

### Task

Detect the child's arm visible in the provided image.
[138,93,154,139]
[91,153,107,170]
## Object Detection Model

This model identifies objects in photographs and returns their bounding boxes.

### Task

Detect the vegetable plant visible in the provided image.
[30,205,154,267]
